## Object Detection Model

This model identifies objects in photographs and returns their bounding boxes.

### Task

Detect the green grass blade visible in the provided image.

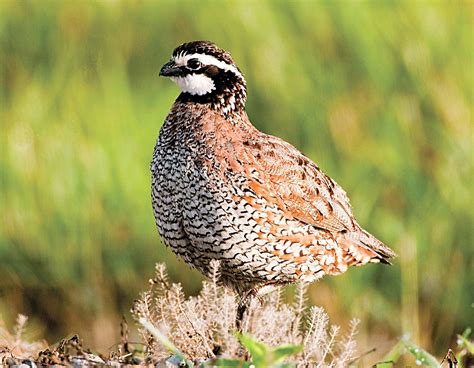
[377,339,404,367]
[401,338,439,367]
[138,317,194,367]
[457,328,474,354]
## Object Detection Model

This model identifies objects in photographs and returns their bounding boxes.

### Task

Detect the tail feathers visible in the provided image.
[339,228,397,266]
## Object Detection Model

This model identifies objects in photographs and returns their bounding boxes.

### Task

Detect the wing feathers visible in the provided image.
[239,128,396,262]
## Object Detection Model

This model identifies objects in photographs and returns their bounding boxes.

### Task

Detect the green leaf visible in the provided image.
[211,358,253,367]
[236,334,301,367]
[238,333,269,366]
[272,344,303,363]
[238,333,269,356]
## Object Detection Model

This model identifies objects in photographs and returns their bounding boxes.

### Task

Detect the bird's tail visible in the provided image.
[338,227,397,266]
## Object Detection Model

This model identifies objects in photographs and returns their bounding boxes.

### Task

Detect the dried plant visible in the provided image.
[132,261,359,366]
[0,314,47,364]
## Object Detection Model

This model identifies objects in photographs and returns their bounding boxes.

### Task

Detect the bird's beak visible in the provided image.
[159,61,182,77]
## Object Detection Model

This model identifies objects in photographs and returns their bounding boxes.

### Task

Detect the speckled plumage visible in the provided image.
[151,41,396,299]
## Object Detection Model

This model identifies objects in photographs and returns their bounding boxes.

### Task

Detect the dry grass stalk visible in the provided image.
[0,314,47,364]
[132,261,359,366]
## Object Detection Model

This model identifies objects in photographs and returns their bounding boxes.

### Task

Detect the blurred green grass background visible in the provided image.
[0,0,472,358]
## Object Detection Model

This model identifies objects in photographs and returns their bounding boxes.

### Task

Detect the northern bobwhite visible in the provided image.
[151,41,396,322]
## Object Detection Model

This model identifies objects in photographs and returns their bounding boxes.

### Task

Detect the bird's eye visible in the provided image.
[187,58,202,70]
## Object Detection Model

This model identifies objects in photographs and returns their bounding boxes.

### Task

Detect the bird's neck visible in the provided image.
[176,76,247,118]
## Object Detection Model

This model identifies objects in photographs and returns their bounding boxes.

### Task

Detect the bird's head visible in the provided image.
[160,41,247,115]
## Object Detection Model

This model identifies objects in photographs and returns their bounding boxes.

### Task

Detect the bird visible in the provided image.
[151,40,396,325]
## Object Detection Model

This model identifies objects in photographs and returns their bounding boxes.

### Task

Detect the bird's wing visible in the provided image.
[240,133,356,233]
[204,112,395,261]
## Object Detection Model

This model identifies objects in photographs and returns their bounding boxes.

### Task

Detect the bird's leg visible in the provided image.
[236,289,255,332]
[236,284,277,331]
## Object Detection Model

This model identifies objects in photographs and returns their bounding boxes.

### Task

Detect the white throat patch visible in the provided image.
[171,74,215,96]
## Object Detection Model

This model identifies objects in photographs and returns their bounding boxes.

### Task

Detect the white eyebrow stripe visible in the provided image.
[173,53,243,79]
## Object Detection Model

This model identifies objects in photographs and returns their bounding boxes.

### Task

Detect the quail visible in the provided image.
[151,41,396,324]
